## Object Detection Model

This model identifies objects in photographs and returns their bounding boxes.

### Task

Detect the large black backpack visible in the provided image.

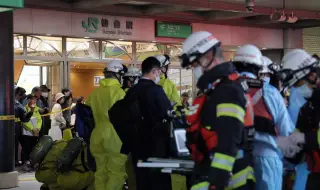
[109,84,152,153]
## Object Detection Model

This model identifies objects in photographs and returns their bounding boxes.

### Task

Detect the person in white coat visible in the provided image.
[49,92,66,141]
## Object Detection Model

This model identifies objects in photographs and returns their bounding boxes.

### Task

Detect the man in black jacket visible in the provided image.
[14,87,34,166]
[125,57,172,190]
[39,85,51,137]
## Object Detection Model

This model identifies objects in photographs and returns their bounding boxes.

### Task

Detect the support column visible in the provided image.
[0,10,18,188]
[283,28,303,54]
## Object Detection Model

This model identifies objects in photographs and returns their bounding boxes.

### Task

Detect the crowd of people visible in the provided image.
[12,30,320,190]
[14,85,81,172]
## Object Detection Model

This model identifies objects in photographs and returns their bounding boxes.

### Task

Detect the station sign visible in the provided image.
[156,22,192,38]
[0,0,24,12]
[72,13,154,41]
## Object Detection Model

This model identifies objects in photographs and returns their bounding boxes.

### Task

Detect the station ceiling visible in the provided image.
[24,0,320,29]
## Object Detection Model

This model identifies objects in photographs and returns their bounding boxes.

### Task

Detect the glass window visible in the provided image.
[67,38,99,59]
[181,69,193,101]
[14,34,23,55]
[27,36,62,57]
[136,43,165,62]
[42,66,47,85]
[102,41,132,61]
[166,44,183,63]
[17,65,40,94]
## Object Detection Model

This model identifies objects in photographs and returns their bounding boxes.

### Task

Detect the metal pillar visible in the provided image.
[0,11,15,172]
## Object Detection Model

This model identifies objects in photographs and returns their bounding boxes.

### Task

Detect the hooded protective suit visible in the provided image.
[35,138,94,190]
[240,73,294,190]
[159,75,181,106]
[289,87,309,190]
[86,78,127,190]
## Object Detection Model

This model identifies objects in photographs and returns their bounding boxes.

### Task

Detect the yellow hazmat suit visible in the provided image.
[158,74,187,190]
[159,75,181,106]
[86,78,127,190]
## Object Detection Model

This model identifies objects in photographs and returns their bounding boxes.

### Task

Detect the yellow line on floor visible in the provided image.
[19,178,36,181]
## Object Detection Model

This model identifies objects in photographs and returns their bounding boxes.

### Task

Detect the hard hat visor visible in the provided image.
[280,54,320,88]
[180,36,221,68]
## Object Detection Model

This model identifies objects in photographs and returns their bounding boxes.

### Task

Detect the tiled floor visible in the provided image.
[11,172,41,190]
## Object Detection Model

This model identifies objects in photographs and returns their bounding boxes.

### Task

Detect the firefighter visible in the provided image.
[86,60,128,190]
[154,54,181,106]
[34,136,95,190]
[276,49,320,190]
[232,45,294,190]
[122,66,141,92]
[180,31,255,190]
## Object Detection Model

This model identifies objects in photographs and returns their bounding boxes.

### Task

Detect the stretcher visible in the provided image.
[137,157,194,175]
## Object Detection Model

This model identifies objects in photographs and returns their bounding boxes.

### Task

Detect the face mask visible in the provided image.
[31,103,36,108]
[154,75,160,84]
[297,83,313,98]
[42,92,48,98]
[134,79,139,85]
[263,77,270,83]
[65,92,71,97]
[194,66,203,81]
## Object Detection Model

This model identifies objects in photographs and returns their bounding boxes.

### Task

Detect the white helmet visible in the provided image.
[123,67,141,77]
[154,54,170,67]
[233,44,264,68]
[260,56,273,74]
[180,31,221,68]
[104,60,127,75]
[280,49,319,88]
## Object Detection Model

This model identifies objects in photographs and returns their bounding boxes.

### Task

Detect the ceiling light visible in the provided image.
[152,41,157,43]
[262,47,267,50]
[237,46,241,48]
[84,37,90,39]
[118,39,124,41]
[46,34,51,36]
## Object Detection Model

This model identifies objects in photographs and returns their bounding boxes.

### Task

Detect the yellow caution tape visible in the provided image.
[0,115,16,121]
[10,106,72,123]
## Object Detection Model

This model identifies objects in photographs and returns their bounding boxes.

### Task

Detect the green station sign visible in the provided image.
[156,22,192,38]
[0,0,24,12]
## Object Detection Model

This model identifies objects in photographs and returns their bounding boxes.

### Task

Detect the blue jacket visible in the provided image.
[240,72,294,157]
[288,87,307,125]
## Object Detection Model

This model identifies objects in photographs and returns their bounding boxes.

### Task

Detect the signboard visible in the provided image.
[0,0,24,12]
[156,22,192,38]
[0,0,24,8]
[94,76,104,86]
[72,13,154,41]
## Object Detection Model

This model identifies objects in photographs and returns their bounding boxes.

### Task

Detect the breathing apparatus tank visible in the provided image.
[29,135,54,168]
[56,137,85,173]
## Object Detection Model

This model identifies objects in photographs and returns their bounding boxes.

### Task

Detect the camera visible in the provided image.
[245,0,255,12]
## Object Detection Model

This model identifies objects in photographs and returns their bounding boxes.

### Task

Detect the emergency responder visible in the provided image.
[14,87,33,166]
[259,56,273,83]
[86,60,128,190]
[35,136,95,190]
[121,66,141,190]
[122,66,141,92]
[277,87,320,190]
[232,45,294,190]
[154,55,186,189]
[180,31,254,190]
[276,49,320,190]
[126,56,172,190]
[154,54,181,106]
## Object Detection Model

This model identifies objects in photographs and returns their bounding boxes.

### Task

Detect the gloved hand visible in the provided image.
[277,136,302,158]
[289,132,305,145]
[191,181,217,190]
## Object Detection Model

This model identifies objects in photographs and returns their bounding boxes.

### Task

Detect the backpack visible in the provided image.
[186,73,254,163]
[109,84,153,153]
[74,103,96,171]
